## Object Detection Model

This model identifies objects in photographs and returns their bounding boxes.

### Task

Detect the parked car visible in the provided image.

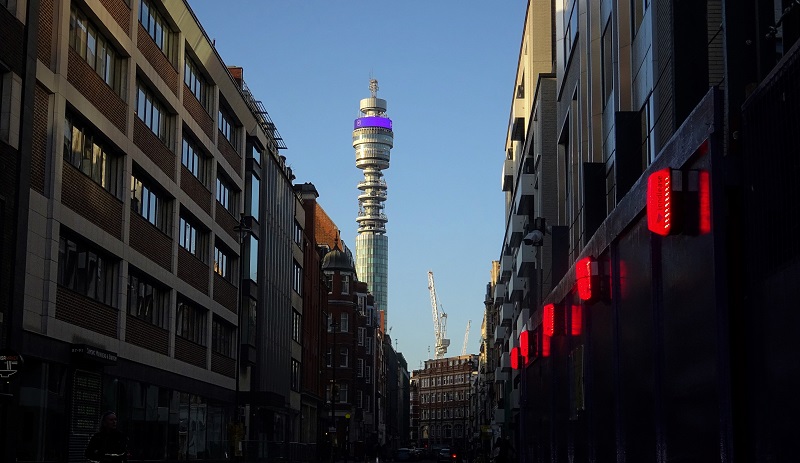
[437,447,459,463]
[395,448,414,462]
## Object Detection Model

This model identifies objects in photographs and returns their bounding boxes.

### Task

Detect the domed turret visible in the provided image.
[322,242,354,273]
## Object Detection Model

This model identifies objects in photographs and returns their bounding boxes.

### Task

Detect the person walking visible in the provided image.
[85,411,128,463]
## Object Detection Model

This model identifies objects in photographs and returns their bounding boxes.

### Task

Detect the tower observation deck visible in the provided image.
[354,79,393,329]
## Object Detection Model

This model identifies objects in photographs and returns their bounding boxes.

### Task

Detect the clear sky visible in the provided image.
[189,0,526,371]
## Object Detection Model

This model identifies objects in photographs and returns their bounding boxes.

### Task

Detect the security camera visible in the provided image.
[523,230,544,246]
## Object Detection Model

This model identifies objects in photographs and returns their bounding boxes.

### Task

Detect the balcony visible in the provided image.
[493,283,506,304]
[515,173,536,212]
[508,277,526,302]
[516,308,530,333]
[500,255,513,279]
[508,215,526,248]
[516,244,536,277]
[500,302,513,326]
[502,159,514,191]
[494,325,506,345]
[500,352,511,372]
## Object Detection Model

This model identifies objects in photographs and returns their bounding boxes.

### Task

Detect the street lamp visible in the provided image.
[232,213,251,461]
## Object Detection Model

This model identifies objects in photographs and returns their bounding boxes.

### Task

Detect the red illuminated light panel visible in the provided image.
[510,347,520,370]
[519,330,529,363]
[571,305,582,336]
[576,257,595,301]
[647,167,673,236]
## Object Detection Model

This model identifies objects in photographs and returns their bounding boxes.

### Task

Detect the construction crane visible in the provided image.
[461,320,471,356]
[427,271,450,359]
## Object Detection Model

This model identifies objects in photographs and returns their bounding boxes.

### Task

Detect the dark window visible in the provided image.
[218,107,237,147]
[58,231,118,307]
[131,172,171,234]
[138,0,174,61]
[64,113,123,197]
[127,268,168,328]
[176,298,206,345]
[292,310,301,342]
[564,0,578,62]
[214,244,231,280]
[215,175,237,214]
[184,55,209,109]
[293,260,303,294]
[212,317,234,357]
[602,19,614,106]
[179,215,206,261]
[182,136,208,185]
[291,359,300,391]
[69,6,125,95]
[136,83,172,145]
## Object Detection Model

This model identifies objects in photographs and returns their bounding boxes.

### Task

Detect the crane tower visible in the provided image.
[461,320,471,356]
[427,271,450,359]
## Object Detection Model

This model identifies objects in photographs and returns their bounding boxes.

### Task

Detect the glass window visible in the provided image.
[131,173,171,234]
[136,83,171,145]
[64,113,122,197]
[602,19,614,106]
[293,261,303,294]
[213,245,231,280]
[182,136,208,185]
[292,310,301,342]
[218,107,237,147]
[216,175,236,214]
[58,231,118,307]
[339,347,348,367]
[340,313,349,333]
[291,359,300,391]
[212,317,234,357]
[127,268,168,328]
[247,235,258,281]
[138,0,174,61]
[179,215,206,261]
[69,6,124,95]
[176,298,207,345]
[184,55,209,109]
[247,173,260,220]
[341,274,350,294]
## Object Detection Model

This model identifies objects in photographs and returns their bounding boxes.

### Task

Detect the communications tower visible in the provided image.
[354,79,393,330]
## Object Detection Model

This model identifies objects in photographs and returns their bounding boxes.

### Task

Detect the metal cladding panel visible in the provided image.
[615,219,656,461]
[660,155,720,461]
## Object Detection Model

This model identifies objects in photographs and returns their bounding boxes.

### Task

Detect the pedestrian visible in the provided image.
[85,411,128,463]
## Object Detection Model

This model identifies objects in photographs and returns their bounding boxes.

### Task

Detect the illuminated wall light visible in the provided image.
[510,347,520,370]
[542,334,551,357]
[570,305,582,336]
[647,167,674,236]
[699,170,711,234]
[543,303,556,336]
[519,330,530,364]
[576,258,594,301]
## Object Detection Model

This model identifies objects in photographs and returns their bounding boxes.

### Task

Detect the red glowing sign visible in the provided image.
[542,334,551,357]
[543,304,555,336]
[510,347,520,370]
[576,257,596,302]
[699,170,711,234]
[570,305,582,336]
[647,168,673,236]
[519,330,530,363]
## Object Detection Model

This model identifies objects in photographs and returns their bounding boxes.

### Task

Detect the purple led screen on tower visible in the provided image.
[354,116,392,130]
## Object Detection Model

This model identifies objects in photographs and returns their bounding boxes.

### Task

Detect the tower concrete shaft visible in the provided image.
[353,79,393,329]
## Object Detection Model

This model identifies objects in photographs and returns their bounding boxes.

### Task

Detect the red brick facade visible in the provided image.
[180,165,212,214]
[211,351,235,378]
[137,23,178,95]
[183,85,215,139]
[56,287,118,338]
[217,134,242,177]
[61,163,123,239]
[100,0,131,37]
[129,212,172,271]
[37,0,54,69]
[125,314,169,355]
[31,84,49,195]
[67,48,127,134]
[175,336,206,369]
[215,201,239,242]
[213,272,237,314]
[133,118,176,180]
[178,246,209,294]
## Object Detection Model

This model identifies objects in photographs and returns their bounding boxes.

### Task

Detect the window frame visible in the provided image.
[176,298,207,346]
[127,268,169,328]
[136,83,172,146]
[138,0,175,62]
[64,113,123,198]
[212,316,234,357]
[182,136,209,185]
[69,6,125,95]
[131,172,171,234]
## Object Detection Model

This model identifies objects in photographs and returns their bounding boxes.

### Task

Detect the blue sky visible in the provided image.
[189,1,526,371]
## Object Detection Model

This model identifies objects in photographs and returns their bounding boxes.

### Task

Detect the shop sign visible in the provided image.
[71,344,118,365]
[0,349,23,378]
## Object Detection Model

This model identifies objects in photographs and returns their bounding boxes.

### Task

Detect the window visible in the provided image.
[247,235,258,281]
[216,175,236,214]
[564,0,578,62]
[357,358,364,377]
[213,245,231,280]
[631,0,649,36]
[179,215,206,261]
[131,173,171,234]
[327,313,334,333]
[324,272,333,292]
[358,327,365,346]
[184,55,209,109]
[366,336,372,354]
[341,274,350,294]
[292,310,301,342]
[326,348,332,367]
[357,390,363,408]
[365,366,371,383]
[247,172,260,220]
[339,347,348,367]
[136,83,171,145]
[294,221,303,248]
[218,106,237,147]
[176,298,206,345]
[291,359,300,391]
[64,113,122,197]
[69,6,124,95]
[212,317,234,357]
[138,0,174,61]
[182,136,208,185]
[340,313,349,333]
[338,384,348,403]
[602,19,614,106]
[127,269,168,328]
[58,232,118,307]
[641,95,655,167]
[293,260,303,294]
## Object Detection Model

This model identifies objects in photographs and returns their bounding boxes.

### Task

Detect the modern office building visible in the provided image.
[0,0,314,461]
[490,0,800,461]
[352,79,393,330]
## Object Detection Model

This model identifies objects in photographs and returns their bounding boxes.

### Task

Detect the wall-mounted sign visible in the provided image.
[0,349,23,378]
[71,344,118,365]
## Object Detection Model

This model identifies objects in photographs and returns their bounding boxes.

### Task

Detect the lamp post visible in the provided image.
[232,213,251,461]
